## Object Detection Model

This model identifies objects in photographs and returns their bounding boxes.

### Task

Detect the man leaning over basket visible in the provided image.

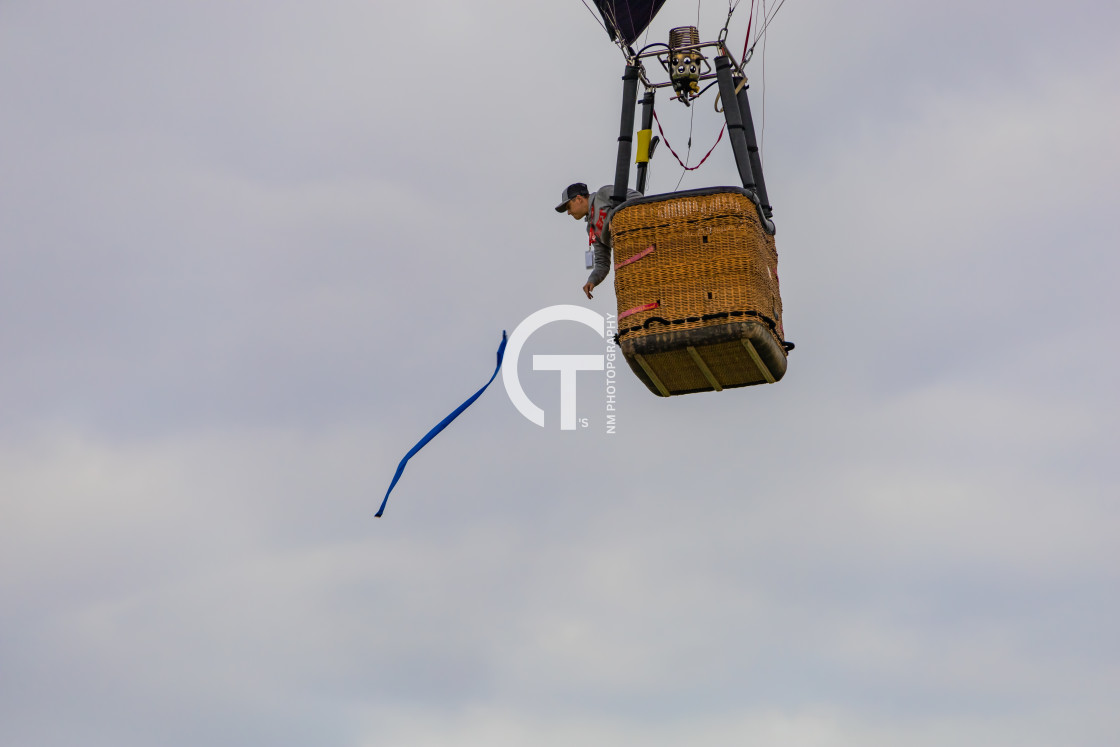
[556,182,641,300]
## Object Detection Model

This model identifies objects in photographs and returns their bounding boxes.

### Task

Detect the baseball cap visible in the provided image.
[555,183,589,212]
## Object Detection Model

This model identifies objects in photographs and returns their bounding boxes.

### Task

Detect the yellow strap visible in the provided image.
[635,128,652,163]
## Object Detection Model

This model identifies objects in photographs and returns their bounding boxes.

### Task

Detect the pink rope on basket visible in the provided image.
[618,301,660,321]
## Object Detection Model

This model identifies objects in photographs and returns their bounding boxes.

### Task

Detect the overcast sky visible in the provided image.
[2,1,1118,745]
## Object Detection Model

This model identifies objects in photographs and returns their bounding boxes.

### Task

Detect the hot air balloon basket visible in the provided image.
[610,187,789,397]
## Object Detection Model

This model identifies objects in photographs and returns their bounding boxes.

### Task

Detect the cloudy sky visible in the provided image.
[2,1,1118,745]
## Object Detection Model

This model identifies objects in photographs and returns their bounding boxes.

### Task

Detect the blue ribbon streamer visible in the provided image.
[377,331,508,517]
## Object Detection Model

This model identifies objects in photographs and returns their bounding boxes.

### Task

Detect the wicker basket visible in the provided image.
[610,187,788,397]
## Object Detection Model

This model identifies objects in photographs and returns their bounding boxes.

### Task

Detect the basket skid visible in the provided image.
[621,320,786,397]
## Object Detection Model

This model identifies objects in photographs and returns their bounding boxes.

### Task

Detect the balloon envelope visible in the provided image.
[592,0,670,46]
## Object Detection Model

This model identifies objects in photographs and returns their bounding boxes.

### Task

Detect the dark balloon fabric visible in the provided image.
[592,0,669,45]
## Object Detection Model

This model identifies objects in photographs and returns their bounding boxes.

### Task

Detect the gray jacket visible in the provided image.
[586,184,642,288]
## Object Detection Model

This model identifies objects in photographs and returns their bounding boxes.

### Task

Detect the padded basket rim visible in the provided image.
[610,186,776,236]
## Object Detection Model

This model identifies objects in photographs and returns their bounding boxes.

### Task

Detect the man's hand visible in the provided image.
[583,281,595,299]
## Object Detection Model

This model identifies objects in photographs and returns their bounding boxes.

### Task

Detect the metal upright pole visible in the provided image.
[612,64,641,206]
[635,89,655,195]
[714,56,756,192]
[734,76,772,217]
